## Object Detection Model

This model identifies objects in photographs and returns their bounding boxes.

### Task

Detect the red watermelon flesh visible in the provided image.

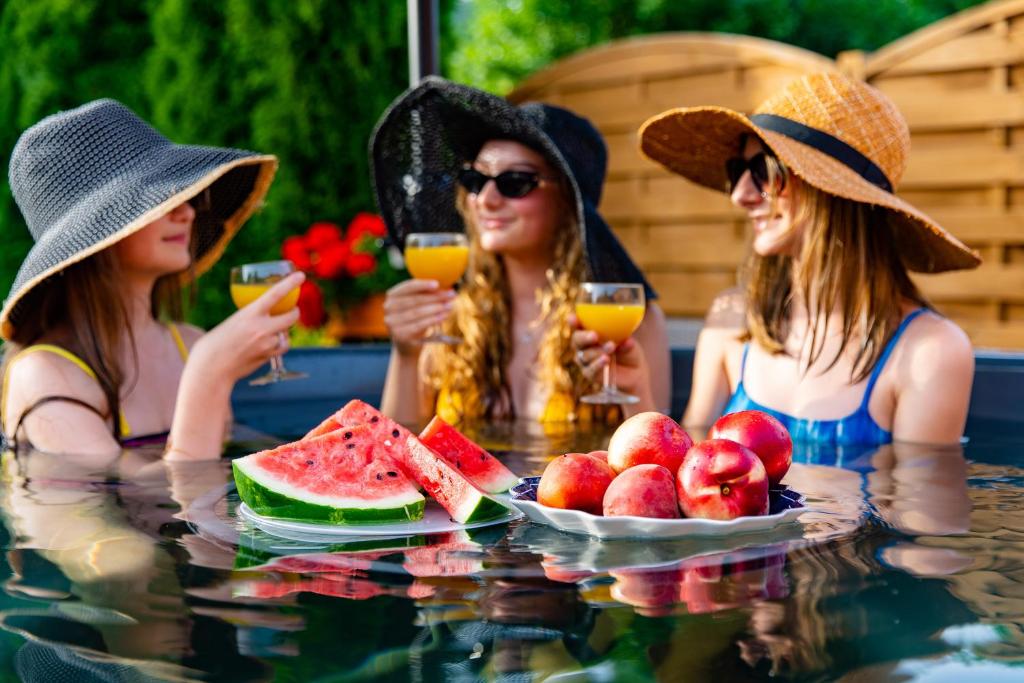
[303,400,417,478]
[232,425,425,524]
[402,437,510,524]
[418,416,519,493]
[300,400,510,524]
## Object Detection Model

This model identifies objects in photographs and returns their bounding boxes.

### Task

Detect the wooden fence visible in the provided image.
[508,0,1024,349]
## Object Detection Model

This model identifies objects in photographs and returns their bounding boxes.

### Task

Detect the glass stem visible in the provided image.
[270,333,287,376]
[605,352,616,393]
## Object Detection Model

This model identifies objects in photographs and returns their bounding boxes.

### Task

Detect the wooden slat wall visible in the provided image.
[857,0,1024,348]
[507,1,1024,349]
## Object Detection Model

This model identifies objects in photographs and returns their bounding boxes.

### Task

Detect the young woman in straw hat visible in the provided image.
[370,77,669,425]
[636,72,980,445]
[1,99,302,459]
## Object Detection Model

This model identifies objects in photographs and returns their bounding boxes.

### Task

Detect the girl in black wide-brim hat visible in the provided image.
[371,77,670,425]
[1,99,302,459]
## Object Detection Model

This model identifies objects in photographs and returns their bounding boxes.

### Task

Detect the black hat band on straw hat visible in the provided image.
[750,113,893,193]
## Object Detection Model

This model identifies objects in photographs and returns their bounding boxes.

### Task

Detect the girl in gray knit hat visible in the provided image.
[1,99,300,459]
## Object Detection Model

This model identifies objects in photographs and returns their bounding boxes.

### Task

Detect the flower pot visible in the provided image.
[328,294,389,341]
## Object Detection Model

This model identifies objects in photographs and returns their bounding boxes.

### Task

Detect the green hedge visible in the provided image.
[0,0,410,329]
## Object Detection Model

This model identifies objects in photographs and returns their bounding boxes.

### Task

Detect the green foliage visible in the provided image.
[0,0,410,329]
[446,0,993,93]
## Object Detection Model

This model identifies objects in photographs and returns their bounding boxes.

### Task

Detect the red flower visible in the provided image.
[346,251,377,277]
[345,212,387,247]
[313,241,350,279]
[307,222,345,249]
[282,235,313,271]
[297,280,326,328]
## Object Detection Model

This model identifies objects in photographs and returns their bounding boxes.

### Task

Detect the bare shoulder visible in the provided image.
[5,349,106,418]
[637,301,667,339]
[898,310,973,374]
[704,286,747,330]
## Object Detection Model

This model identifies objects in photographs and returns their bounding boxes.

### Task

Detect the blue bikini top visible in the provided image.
[722,308,928,448]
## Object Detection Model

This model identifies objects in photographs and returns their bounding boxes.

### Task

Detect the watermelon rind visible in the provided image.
[404,437,511,524]
[233,457,426,525]
[419,416,520,493]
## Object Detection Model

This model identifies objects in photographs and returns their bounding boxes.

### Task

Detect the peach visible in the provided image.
[609,567,683,617]
[537,452,615,514]
[709,410,792,485]
[676,439,769,520]
[607,412,693,474]
[602,464,680,518]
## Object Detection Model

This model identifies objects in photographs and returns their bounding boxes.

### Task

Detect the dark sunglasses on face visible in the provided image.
[725,152,787,194]
[457,167,549,199]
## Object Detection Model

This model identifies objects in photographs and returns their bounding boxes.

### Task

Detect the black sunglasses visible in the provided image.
[457,167,549,199]
[725,152,787,194]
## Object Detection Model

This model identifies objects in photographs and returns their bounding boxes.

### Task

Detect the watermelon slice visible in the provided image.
[232,425,425,524]
[418,416,519,493]
[403,437,509,524]
[302,400,510,524]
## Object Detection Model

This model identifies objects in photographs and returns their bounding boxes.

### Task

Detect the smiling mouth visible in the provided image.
[163,235,188,244]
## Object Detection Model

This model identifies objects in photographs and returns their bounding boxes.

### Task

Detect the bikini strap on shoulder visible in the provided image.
[859,307,929,408]
[738,343,751,384]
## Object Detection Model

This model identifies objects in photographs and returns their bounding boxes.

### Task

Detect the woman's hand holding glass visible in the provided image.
[572,283,647,405]
[385,232,467,351]
[228,261,307,385]
[190,266,305,386]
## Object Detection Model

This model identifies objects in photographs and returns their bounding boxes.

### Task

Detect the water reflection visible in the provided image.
[2,422,1024,680]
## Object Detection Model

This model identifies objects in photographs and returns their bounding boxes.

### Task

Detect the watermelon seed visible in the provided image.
[346,443,355,449]
[371,416,380,423]
[375,473,383,480]
[387,471,398,477]
[344,431,353,439]
[456,462,462,469]
[391,429,400,438]
[306,460,314,466]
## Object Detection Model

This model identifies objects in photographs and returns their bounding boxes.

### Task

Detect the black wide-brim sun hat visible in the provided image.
[369,76,655,299]
[2,99,278,340]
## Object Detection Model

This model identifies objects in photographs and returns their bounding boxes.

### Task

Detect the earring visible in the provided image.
[760,191,769,199]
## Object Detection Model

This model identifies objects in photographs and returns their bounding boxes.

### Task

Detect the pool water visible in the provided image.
[1,424,1023,681]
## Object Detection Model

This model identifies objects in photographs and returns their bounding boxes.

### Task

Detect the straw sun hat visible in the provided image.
[639,71,981,273]
[2,99,278,340]
[370,76,656,298]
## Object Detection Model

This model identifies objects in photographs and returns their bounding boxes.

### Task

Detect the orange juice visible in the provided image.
[575,303,645,344]
[404,245,469,288]
[230,283,300,315]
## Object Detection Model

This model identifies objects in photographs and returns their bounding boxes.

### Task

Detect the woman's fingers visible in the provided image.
[386,301,452,328]
[250,272,305,314]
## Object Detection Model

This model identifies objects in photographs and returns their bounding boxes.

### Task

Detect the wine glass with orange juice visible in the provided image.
[404,232,469,344]
[229,260,307,385]
[576,282,646,404]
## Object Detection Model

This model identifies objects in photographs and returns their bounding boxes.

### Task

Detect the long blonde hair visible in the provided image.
[426,175,591,420]
[744,176,928,383]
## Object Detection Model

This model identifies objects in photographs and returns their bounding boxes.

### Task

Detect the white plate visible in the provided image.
[508,477,806,540]
[237,501,521,543]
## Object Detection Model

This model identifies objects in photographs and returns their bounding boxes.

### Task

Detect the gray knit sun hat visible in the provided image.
[2,98,278,340]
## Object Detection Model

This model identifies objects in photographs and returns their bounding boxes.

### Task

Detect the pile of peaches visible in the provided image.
[537,410,793,521]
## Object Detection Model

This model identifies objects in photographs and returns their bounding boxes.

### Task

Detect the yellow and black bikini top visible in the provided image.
[1,323,189,448]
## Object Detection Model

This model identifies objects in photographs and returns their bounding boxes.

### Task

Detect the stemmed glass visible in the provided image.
[575,282,646,404]
[404,232,469,344]
[229,260,307,386]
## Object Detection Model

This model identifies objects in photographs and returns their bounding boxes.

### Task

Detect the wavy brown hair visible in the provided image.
[744,174,929,383]
[426,175,592,420]
[2,248,190,442]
